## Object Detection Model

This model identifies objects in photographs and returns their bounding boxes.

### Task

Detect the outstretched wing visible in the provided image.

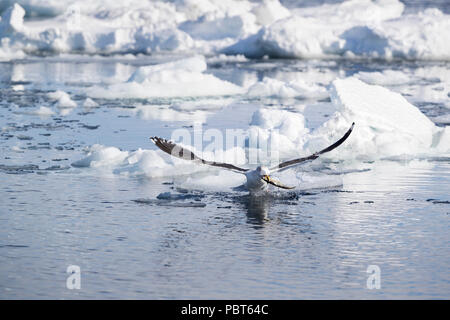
[150,137,248,173]
[262,176,295,189]
[270,122,355,172]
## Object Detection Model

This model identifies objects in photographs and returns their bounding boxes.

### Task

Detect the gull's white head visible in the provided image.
[256,166,270,177]
[254,165,295,190]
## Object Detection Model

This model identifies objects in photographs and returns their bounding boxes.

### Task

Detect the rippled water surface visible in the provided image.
[0,57,449,299]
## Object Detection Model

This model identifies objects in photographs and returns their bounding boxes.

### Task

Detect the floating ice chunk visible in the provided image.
[225,0,450,60]
[133,98,227,122]
[248,78,298,98]
[252,0,290,26]
[58,108,73,116]
[172,98,232,111]
[31,106,55,116]
[176,0,255,21]
[0,3,25,34]
[47,90,77,108]
[353,66,450,109]
[206,53,248,63]
[311,77,446,158]
[244,77,450,163]
[86,55,245,99]
[247,77,328,99]
[1,0,449,60]
[0,38,25,61]
[275,170,343,191]
[250,108,307,135]
[82,98,99,108]
[354,70,411,86]
[224,16,334,58]
[72,142,247,180]
[297,0,404,23]
[127,55,206,83]
[408,85,450,106]
[180,170,245,192]
[225,0,403,58]
[375,8,450,60]
[0,0,67,18]
[14,106,55,116]
[179,11,257,41]
[71,144,129,168]
[248,108,310,162]
[434,126,450,153]
[0,4,27,61]
[135,105,210,123]
[0,2,191,55]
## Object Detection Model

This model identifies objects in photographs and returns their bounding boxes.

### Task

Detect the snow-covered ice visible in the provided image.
[86,55,245,98]
[1,0,449,61]
[47,90,77,108]
[72,76,450,188]
[314,77,448,158]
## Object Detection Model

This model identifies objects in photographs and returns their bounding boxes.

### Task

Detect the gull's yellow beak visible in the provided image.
[261,175,295,190]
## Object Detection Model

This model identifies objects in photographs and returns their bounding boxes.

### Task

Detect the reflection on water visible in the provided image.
[243,194,271,226]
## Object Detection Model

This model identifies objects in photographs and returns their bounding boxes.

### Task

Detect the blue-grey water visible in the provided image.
[0,56,449,299]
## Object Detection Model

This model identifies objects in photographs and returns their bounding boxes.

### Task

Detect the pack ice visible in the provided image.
[85,55,243,99]
[311,78,450,159]
[1,0,450,60]
[73,77,450,185]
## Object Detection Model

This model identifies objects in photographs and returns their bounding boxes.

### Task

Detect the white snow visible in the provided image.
[14,106,55,116]
[0,3,25,33]
[245,77,450,163]
[47,90,77,108]
[224,1,450,60]
[72,77,450,184]
[86,55,245,99]
[0,38,25,62]
[72,143,247,180]
[251,0,291,26]
[1,0,449,60]
[135,105,210,123]
[310,77,448,158]
[82,98,99,108]
[354,70,411,86]
[351,66,450,109]
[247,77,328,99]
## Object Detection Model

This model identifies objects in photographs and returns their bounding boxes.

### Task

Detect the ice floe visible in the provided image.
[353,66,450,109]
[82,97,99,108]
[13,106,55,116]
[309,77,449,159]
[1,0,449,60]
[85,55,244,99]
[225,1,450,60]
[72,143,247,181]
[72,76,450,187]
[354,70,412,86]
[247,77,328,99]
[47,90,77,108]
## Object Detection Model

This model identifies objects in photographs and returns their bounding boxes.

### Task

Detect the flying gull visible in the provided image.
[150,122,354,193]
